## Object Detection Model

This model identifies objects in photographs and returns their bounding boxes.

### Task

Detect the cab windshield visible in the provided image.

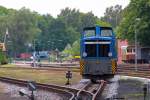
[101,29,112,37]
[83,27,96,37]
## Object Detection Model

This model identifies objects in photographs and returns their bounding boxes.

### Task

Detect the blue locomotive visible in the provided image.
[80,26,117,80]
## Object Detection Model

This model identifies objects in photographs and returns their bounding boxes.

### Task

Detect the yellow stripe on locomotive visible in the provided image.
[80,60,84,75]
[111,59,117,74]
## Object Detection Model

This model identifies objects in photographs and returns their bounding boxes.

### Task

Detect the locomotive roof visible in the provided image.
[83,26,112,31]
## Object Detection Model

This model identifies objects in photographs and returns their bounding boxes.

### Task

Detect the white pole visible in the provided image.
[134,18,140,71]
[4,28,8,45]
[135,28,137,71]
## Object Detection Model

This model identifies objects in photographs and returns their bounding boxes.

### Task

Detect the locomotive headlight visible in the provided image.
[83,52,87,57]
[108,52,112,57]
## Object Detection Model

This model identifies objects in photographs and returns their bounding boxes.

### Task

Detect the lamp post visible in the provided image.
[47,41,51,51]
[47,41,55,63]
[56,40,62,62]
[55,48,59,62]
[134,18,140,71]
[32,39,38,67]
[4,28,8,45]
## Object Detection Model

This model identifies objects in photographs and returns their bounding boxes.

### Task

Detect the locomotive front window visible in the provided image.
[84,30,95,37]
[85,44,96,57]
[99,44,109,57]
[101,29,112,37]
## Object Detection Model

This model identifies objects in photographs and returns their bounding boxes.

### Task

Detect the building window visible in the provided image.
[127,49,132,53]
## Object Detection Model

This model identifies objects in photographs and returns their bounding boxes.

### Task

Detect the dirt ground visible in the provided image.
[0,65,81,99]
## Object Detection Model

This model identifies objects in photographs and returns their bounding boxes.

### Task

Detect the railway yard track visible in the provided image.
[76,80,107,100]
[0,63,80,72]
[0,77,107,100]
[3,63,150,79]
[117,64,150,78]
[0,77,74,100]
[0,63,149,99]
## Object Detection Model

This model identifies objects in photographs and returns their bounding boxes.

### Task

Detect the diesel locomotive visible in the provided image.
[80,26,117,80]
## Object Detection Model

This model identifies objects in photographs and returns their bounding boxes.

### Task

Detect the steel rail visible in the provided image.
[76,81,91,97]
[0,66,80,72]
[0,77,76,100]
[0,77,107,100]
[76,80,107,100]
[92,80,107,100]
[75,81,93,100]
[0,77,106,100]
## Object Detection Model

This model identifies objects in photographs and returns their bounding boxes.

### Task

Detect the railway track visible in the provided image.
[76,80,107,100]
[12,62,79,67]
[40,63,79,67]
[5,64,150,79]
[0,77,107,100]
[0,65,80,72]
[0,77,75,100]
[117,64,150,78]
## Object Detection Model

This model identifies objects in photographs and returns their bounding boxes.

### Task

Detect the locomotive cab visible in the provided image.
[80,26,117,80]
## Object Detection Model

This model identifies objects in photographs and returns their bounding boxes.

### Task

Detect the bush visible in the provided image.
[0,50,8,65]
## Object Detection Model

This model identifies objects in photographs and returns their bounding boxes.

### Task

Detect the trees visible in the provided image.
[61,40,80,60]
[37,14,54,50]
[117,0,150,46]
[101,5,123,28]
[8,8,40,54]
[0,6,10,42]
[0,6,111,55]
[0,7,41,55]
[0,49,8,64]
[79,12,97,31]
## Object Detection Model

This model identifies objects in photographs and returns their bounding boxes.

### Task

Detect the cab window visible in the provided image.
[101,29,112,37]
[84,30,95,37]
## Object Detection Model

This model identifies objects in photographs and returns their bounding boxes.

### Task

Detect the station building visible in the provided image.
[117,39,150,64]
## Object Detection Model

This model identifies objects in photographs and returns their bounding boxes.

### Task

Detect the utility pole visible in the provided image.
[4,28,8,45]
[134,18,140,71]
[135,28,137,71]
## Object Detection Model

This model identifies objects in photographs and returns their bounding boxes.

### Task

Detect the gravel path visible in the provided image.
[104,75,150,100]
[0,75,149,100]
[95,75,150,100]
[0,81,66,100]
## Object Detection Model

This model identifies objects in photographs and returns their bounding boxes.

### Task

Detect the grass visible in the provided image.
[0,65,81,85]
[0,64,17,67]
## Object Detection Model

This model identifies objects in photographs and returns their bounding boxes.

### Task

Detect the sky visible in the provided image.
[0,0,130,17]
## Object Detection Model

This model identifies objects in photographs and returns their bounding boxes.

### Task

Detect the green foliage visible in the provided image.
[0,50,8,65]
[37,7,104,51]
[61,40,80,60]
[79,12,97,30]
[0,6,111,56]
[71,40,80,56]
[0,7,40,55]
[101,5,123,28]
[0,6,9,15]
[0,6,10,40]
[96,20,111,27]
[117,0,150,46]
[62,44,72,56]
[9,8,41,53]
